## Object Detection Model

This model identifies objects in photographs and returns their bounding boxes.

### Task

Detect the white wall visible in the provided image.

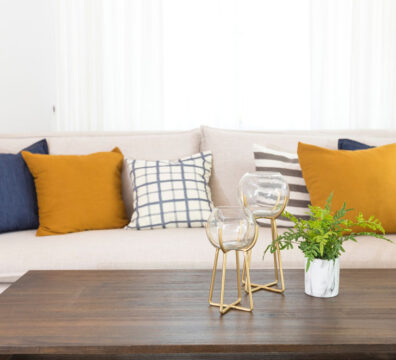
[0,0,56,134]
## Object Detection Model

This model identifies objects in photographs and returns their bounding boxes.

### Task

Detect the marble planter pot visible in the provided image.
[304,258,340,298]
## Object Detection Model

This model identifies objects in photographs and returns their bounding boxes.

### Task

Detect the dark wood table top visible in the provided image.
[0,269,395,359]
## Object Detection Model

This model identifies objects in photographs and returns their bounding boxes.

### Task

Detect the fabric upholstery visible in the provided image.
[253,144,310,227]
[0,228,395,283]
[338,138,374,150]
[22,148,128,236]
[0,139,48,233]
[0,129,396,285]
[0,129,201,219]
[126,152,213,229]
[0,284,10,294]
[298,142,396,233]
[200,126,396,207]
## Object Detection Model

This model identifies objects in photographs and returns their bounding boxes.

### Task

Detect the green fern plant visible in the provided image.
[265,193,391,271]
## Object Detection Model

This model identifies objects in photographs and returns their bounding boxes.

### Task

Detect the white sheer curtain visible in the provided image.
[161,0,311,131]
[56,0,396,131]
[56,0,310,131]
[311,0,396,129]
[56,0,163,131]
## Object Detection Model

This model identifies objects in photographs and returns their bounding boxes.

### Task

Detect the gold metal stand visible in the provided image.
[241,197,288,295]
[242,217,285,294]
[207,224,258,315]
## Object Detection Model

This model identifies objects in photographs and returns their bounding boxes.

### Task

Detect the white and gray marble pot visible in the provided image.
[304,258,340,298]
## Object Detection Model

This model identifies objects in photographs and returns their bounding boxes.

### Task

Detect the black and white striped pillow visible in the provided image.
[253,144,310,227]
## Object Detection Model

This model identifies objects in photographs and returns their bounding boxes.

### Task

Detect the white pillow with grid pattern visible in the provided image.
[126,151,213,230]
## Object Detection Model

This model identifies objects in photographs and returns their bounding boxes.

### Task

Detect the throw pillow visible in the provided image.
[0,139,48,233]
[21,148,128,236]
[338,138,373,150]
[126,151,213,230]
[253,144,310,227]
[298,142,396,233]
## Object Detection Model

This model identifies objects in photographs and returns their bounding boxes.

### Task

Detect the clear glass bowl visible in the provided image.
[238,172,289,218]
[206,206,256,251]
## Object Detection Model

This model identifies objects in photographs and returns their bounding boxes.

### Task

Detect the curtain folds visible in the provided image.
[311,0,396,129]
[56,0,163,131]
[56,0,396,131]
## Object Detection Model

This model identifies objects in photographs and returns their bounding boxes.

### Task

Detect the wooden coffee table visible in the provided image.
[0,269,395,360]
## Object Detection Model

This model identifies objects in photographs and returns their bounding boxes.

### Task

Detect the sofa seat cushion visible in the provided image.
[1,228,395,283]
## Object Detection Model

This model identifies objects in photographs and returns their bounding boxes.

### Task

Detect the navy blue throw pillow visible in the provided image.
[0,139,48,233]
[338,138,374,151]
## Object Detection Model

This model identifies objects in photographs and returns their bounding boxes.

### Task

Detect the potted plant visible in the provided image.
[265,193,390,298]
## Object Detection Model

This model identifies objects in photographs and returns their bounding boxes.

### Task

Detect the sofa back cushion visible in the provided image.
[201,126,396,206]
[2,128,396,214]
[0,130,201,218]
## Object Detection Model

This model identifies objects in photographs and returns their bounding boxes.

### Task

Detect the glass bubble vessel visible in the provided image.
[206,206,256,252]
[238,172,289,218]
[238,171,289,295]
[206,206,258,315]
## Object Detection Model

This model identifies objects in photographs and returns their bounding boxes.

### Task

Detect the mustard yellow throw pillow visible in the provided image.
[297,142,396,234]
[21,148,128,236]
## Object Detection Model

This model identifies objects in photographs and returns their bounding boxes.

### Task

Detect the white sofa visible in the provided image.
[1,126,396,293]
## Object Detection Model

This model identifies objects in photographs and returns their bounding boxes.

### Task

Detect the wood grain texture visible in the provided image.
[0,270,395,358]
[7,354,396,360]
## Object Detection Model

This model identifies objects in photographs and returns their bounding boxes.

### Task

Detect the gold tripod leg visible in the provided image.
[242,218,285,294]
[209,249,254,314]
[241,251,247,287]
[242,249,252,292]
[274,218,285,292]
[243,250,254,311]
[219,252,227,314]
[235,250,242,302]
[209,248,220,306]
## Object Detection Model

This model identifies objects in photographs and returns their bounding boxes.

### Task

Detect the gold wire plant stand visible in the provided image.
[206,207,259,315]
[239,172,290,295]
[242,213,287,294]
